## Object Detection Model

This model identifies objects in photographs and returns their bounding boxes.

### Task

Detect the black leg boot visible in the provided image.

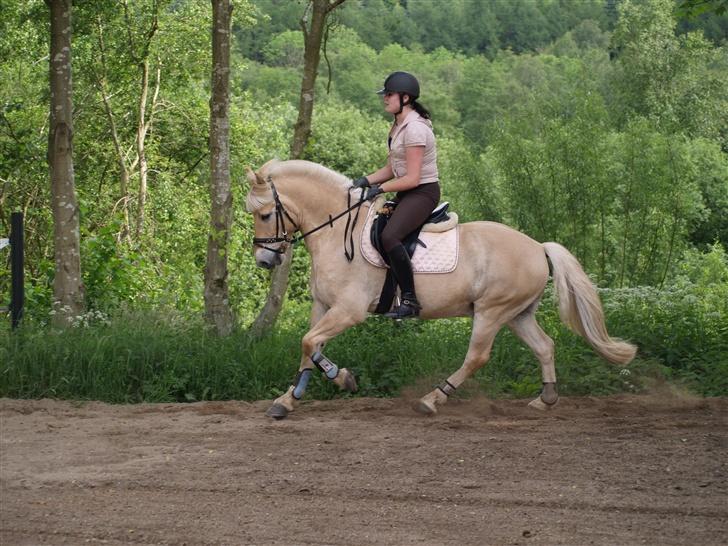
[384,244,421,319]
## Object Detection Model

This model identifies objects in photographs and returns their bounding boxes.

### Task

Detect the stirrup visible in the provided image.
[384,297,421,320]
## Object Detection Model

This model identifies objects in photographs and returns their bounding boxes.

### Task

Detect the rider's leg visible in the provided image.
[384,244,420,318]
[380,183,439,319]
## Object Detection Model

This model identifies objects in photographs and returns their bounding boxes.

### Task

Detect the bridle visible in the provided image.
[252,178,368,262]
[252,181,299,254]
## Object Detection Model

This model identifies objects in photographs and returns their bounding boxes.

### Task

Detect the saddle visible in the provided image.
[364,199,459,314]
[370,201,452,264]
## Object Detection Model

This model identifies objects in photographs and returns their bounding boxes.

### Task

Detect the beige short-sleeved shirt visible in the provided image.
[388,110,439,184]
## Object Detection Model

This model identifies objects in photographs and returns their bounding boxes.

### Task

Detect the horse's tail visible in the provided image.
[542,242,636,365]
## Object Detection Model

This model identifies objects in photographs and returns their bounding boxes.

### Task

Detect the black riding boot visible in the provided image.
[384,244,421,319]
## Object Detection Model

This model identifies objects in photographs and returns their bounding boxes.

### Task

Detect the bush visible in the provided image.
[3,267,725,402]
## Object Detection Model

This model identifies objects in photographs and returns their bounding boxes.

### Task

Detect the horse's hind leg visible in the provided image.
[416,304,503,415]
[266,303,365,419]
[508,307,558,410]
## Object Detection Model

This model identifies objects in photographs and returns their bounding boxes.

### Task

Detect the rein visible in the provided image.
[252,179,367,262]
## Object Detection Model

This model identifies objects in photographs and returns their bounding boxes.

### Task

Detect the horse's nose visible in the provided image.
[255,247,282,269]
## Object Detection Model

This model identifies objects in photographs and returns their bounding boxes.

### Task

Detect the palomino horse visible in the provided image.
[245,160,636,419]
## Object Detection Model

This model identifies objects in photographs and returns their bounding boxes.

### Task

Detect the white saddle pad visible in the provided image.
[360,200,459,273]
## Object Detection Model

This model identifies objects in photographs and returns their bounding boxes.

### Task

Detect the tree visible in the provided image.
[610,0,727,144]
[81,1,163,243]
[124,0,160,240]
[205,0,235,335]
[46,0,85,324]
[250,0,345,338]
[676,0,728,18]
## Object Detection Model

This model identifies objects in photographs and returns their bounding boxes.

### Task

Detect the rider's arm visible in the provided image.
[380,145,424,193]
[366,163,394,185]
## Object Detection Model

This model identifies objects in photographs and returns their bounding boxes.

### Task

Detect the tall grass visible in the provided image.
[2,277,725,403]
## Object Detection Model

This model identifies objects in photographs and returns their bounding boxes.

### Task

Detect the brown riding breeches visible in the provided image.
[381,182,441,252]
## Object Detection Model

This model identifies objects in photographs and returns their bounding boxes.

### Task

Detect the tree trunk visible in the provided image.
[46,0,85,325]
[120,0,159,242]
[250,0,344,338]
[135,59,150,239]
[248,247,293,338]
[290,0,330,159]
[95,17,131,242]
[205,0,235,336]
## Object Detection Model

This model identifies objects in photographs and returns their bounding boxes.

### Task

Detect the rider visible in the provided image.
[353,71,440,319]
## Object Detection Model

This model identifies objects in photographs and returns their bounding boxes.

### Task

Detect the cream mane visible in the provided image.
[246,160,350,213]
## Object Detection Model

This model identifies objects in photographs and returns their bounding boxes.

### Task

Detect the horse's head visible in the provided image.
[244,165,298,269]
[245,159,356,268]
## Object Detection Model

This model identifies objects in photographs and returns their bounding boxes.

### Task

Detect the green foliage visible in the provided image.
[684,138,728,249]
[602,247,728,396]
[609,120,707,286]
[305,98,389,175]
[0,307,304,402]
[322,26,381,112]
[437,136,502,223]
[3,0,728,404]
[678,241,728,284]
[334,0,613,55]
[610,0,728,145]
[676,0,728,18]
[677,2,728,43]
[2,274,725,401]
[262,29,303,67]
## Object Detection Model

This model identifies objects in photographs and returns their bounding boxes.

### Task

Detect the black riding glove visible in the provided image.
[352,176,370,189]
[365,186,384,201]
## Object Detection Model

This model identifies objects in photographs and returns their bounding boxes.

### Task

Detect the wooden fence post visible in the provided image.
[10,212,24,329]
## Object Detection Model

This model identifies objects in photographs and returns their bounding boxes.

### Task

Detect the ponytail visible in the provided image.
[411,100,431,120]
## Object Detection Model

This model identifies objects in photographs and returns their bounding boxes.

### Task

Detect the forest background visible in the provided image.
[1,0,727,403]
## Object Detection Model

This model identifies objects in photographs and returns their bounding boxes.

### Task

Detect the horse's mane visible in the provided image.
[246,160,349,213]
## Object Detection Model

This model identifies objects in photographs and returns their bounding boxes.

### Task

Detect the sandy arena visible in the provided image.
[1,393,726,545]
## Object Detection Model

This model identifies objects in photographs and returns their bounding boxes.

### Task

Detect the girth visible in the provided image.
[371,201,451,314]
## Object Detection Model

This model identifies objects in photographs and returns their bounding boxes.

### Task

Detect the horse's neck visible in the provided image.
[278,176,365,258]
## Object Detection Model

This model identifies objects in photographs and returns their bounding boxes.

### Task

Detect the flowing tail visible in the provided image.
[543,242,637,365]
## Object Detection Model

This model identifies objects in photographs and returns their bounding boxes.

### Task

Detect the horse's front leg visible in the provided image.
[266,303,365,419]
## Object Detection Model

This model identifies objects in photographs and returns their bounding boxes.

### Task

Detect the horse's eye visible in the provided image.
[260,213,272,221]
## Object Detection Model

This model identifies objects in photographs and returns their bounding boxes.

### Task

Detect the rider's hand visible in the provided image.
[352,176,370,189]
[365,186,383,200]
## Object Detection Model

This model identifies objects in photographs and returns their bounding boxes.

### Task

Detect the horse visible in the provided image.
[245,159,637,419]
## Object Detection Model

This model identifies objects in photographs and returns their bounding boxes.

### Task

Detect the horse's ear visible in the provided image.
[245,167,267,186]
[245,167,258,186]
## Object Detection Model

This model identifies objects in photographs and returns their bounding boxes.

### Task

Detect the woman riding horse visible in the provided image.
[353,71,440,319]
[245,159,637,420]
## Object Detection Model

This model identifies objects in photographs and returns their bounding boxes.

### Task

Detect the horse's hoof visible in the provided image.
[528,397,559,411]
[343,369,358,393]
[414,399,437,416]
[265,403,289,420]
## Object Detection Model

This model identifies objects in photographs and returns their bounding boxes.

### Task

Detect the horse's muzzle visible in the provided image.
[255,247,283,269]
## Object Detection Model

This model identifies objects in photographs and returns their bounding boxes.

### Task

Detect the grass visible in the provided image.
[2,280,725,403]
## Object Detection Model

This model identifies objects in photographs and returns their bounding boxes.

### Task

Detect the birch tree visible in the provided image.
[88,1,162,242]
[46,0,85,324]
[205,0,234,335]
[250,0,345,338]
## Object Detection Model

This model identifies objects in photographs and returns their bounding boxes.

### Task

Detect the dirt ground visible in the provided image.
[0,391,726,546]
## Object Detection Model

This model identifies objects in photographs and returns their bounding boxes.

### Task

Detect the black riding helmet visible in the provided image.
[376,71,420,100]
[377,71,420,116]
